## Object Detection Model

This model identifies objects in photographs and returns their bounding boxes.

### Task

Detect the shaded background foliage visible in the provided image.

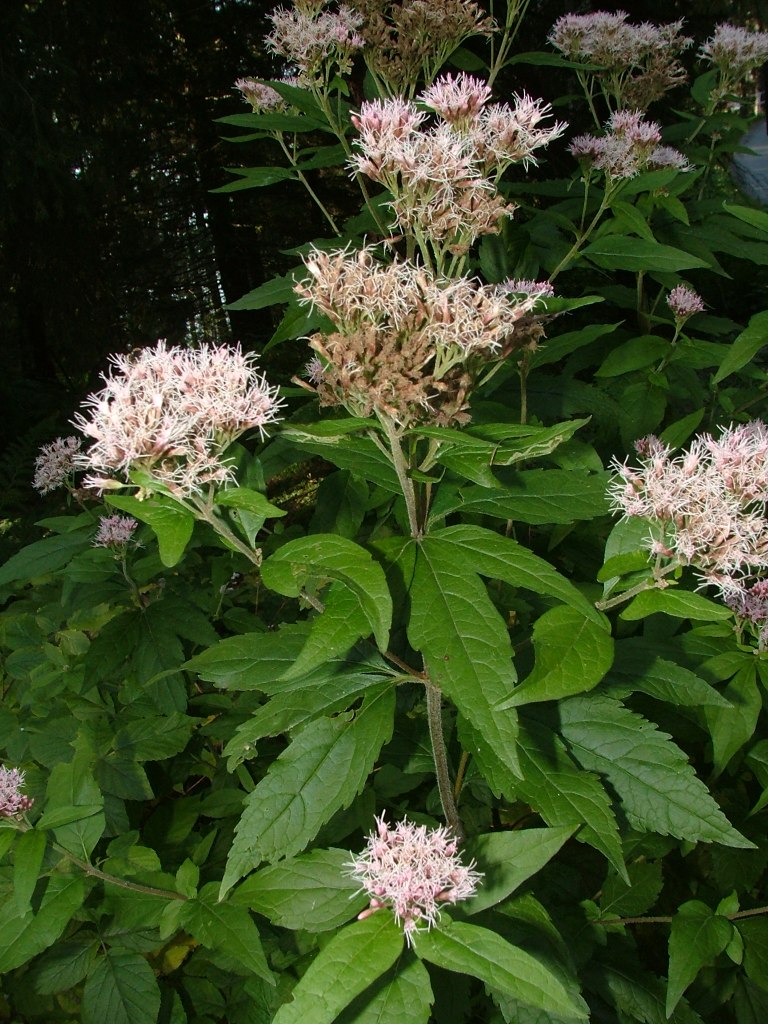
[1,0,766,513]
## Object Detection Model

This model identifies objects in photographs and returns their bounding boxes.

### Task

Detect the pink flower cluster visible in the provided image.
[0,766,34,818]
[609,423,768,585]
[667,285,705,322]
[33,435,82,495]
[350,76,565,249]
[549,12,691,109]
[73,342,283,496]
[266,2,364,83]
[94,514,138,549]
[700,23,768,80]
[570,110,689,180]
[346,814,481,944]
[234,78,287,113]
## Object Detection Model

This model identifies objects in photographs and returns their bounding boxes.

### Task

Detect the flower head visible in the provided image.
[549,12,691,109]
[0,767,34,819]
[346,814,482,944]
[33,436,82,495]
[234,78,286,112]
[94,514,138,549]
[667,284,705,322]
[570,110,688,179]
[295,246,539,426]
[73,342,283,496]
[266,2,364,83]
[700,24,768,80]
[608,422,768,578]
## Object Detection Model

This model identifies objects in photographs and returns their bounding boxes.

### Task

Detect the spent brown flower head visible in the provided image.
[296,246,539,426]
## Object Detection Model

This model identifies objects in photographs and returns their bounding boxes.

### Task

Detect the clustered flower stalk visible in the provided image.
[549,12,693,126]
[604,424,768,648]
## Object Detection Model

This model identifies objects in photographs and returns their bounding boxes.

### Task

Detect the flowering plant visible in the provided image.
[3,4,768,1024]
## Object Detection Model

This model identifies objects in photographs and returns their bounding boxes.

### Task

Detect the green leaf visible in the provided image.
[434,471,609,526]
[666,901,732,1016]
[231,848,367,932]
[407,536,520,777]
[608,640,730,709]
[279,427,400,491]
[105,495,194,567]
[712,309,768,384]
[596,336,669,378]
[186,623,311,690]
[32,937,99,995]
[582,237,709,272]
[424,525,601,622]
[336,955,433,1024]
[591,955,705,1024]
[704,664,761,775]
[221,685,395,896]
[224,666,386,768]
[45,737,105,858]
[599,860,663,918]
[531,322,621,370]
[113,712,193,761]
[738,918,768,992]
[515,718,625,876]
[414,920,586,1020]
[272,914,404,1024]
[621,588,732,622]
[215,487,286,519]
[179,895,274,984]
[0,874,86,972]
[284,582,375,680]
[559,695,752,848]
[261,535,392,652]
[503,606,613,707]
[723,202,768,234]
[461,828,576,915]
[0,530,89,586]
[212,166,295,192]
[13,829,47,911]
[82,949,162,1024]
[227,272,297,311]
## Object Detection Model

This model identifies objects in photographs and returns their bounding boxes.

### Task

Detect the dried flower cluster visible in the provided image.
[94,514,138,549]
[296,246,541,426]
[346,814,481,944]
[33,435,82,495]
[0,767,34,819]
[234,78,287,113]
[609,424,768,614]
[350,0,495,94]
[570,110,689,180]
[73,342,283,497]
[549,11,692,110]
[667,285,705,322]
[350,79,565,252]
[700,23,768,93]
[266,2,365,84]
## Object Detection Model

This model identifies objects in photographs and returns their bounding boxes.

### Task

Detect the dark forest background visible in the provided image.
[1,0,765,515]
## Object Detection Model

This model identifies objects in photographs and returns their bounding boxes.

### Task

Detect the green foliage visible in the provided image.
[3,6,768,1024]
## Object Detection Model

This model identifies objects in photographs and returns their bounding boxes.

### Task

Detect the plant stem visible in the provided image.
[426,681,463,840]
[600,903,768,927]
[548,191,611,283]
[595,560,682,611]
[274,133,341,235]
[62,850,188,901]
[377,413,421,539]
